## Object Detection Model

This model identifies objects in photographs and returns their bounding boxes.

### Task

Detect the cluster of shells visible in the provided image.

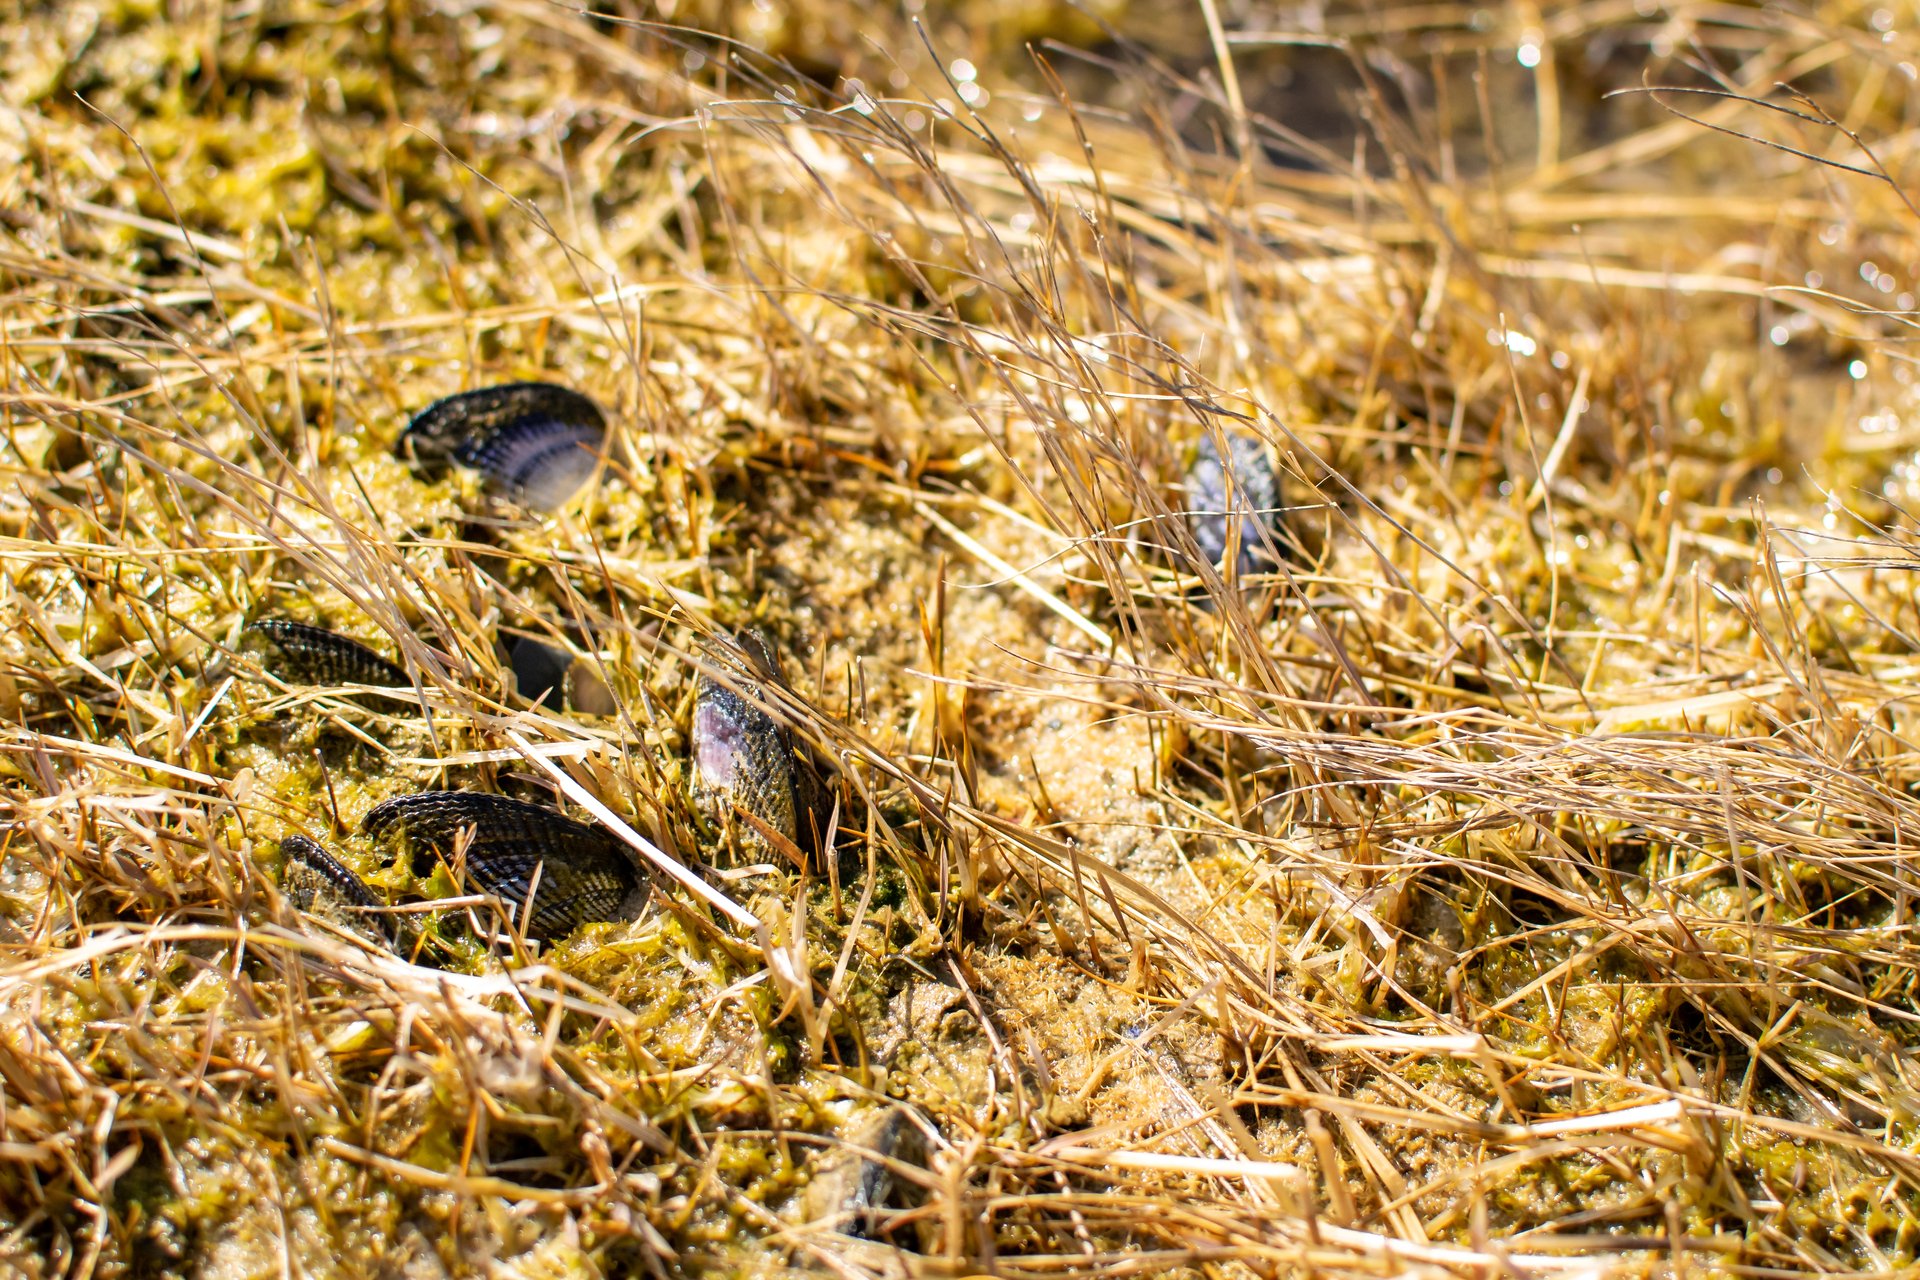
[249,384,1291,1240]
[255,385,833,951]
[261,384,1291,957]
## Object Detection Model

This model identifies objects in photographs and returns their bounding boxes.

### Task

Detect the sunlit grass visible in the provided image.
[4,1,1920,1275]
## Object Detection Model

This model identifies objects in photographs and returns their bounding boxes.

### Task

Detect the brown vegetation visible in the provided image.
[4,0,1920,1275]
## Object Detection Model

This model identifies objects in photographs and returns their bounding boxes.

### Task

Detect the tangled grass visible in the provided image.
[5,0,1920,1275]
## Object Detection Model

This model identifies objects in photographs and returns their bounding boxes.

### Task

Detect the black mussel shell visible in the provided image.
[280,834,397,947]
[508,635,571,708]
[692,631,808,862]
[802,1105,915,1239]
[243,618,408,688]
[397,382,608,511]
[506,635,616,716]
[363,792,644,938]
[1186,432,1285,576]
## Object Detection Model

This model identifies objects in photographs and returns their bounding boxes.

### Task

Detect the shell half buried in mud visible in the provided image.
[691,630,818,864]
[1186,432,1287,576]
[396,382,609,511]
[280,833,398,947]
[801,1105,915,1240]
[242,618,409,688]
[363,792,646,939]
[506,634,617,716]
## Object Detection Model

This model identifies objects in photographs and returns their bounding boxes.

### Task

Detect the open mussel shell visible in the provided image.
[280,834,397,947]
[397,382,608,511]
[363,792,645,939]
[506,635,616,716]
[242,618,408,688]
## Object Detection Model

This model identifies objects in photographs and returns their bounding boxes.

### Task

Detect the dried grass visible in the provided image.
[4,0,1920,1275]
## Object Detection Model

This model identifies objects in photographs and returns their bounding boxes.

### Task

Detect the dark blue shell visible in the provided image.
[398,383,608,511]
[363,791,644,938]
[281,834,397,946]
[505,634,616,715]
[243,618,408,687]
[507,635,572,709]
[692,630,812,860]
[1187,433,1283,575]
